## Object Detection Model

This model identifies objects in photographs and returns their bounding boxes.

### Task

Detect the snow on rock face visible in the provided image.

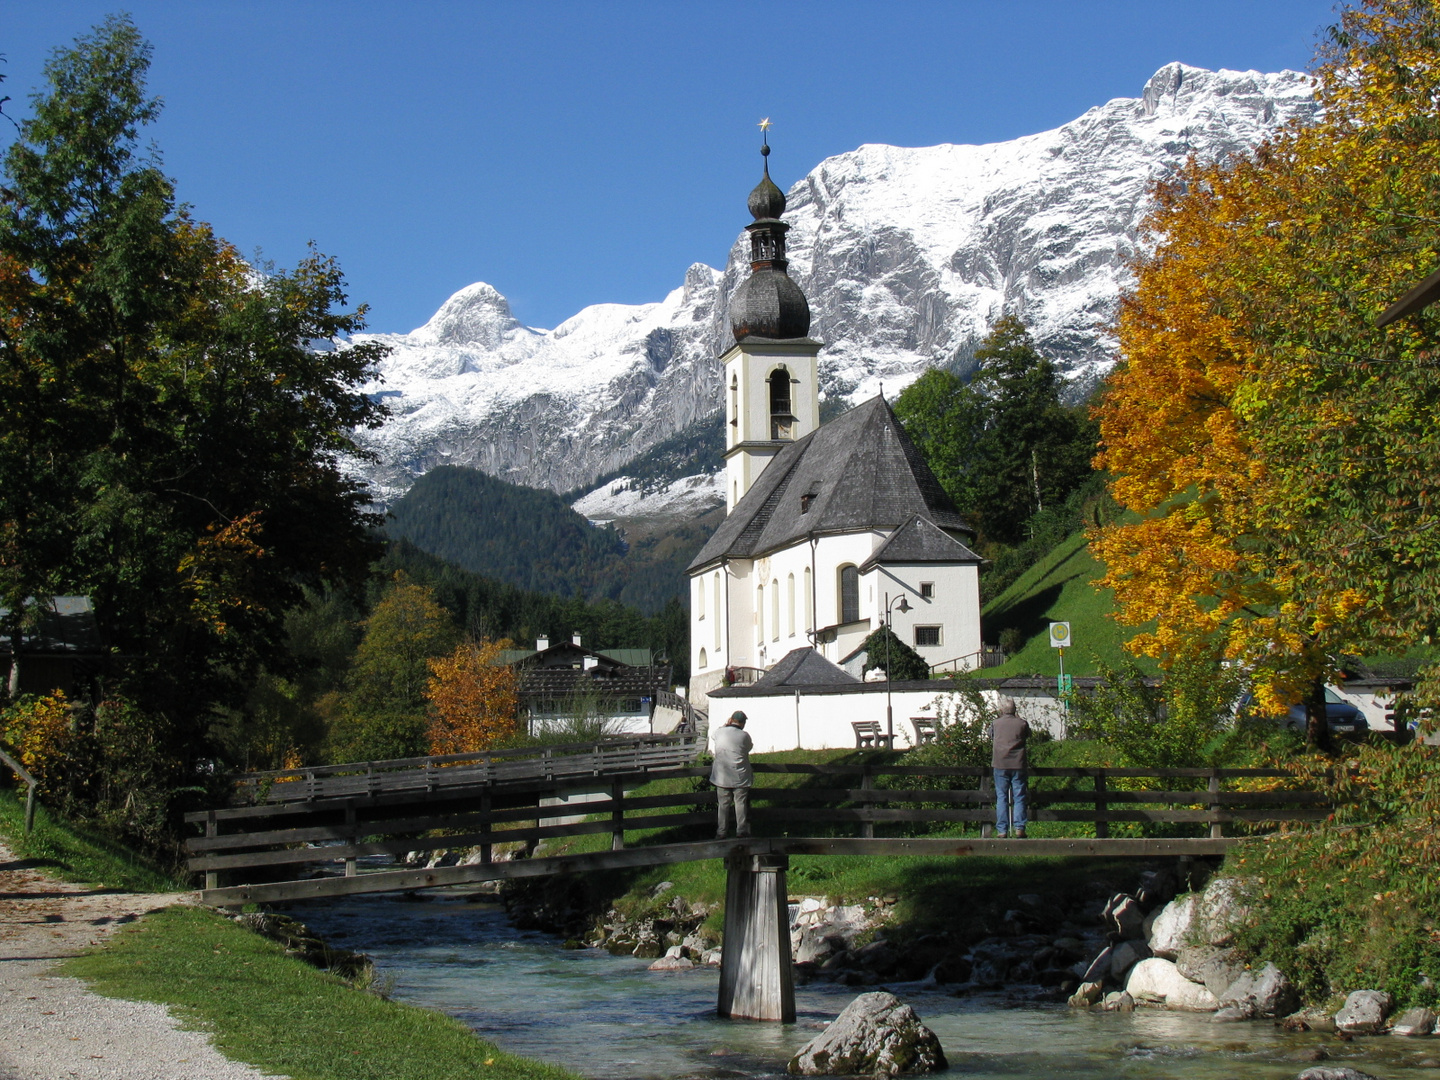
[572,473,724,526]
[351,64,1317,502]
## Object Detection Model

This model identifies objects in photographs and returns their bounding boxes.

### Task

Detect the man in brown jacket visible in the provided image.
[990,696,1029,838]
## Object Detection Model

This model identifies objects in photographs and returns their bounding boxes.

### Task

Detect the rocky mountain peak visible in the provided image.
[351,64,1319,505]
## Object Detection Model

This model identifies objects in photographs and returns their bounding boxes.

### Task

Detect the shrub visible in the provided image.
[1226,741,1440,1008]
[1,691,73,799]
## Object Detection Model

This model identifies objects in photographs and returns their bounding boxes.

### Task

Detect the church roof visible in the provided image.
[688,396,972,571]
[858,514,983,571]
[753,647,859,688]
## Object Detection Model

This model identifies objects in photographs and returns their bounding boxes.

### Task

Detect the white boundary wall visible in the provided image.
[707,685,1068,755]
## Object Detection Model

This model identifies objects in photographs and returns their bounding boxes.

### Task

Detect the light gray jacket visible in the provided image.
[710,725,753,788]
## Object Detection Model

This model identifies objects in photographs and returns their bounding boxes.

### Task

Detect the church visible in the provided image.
[687,138,984,705]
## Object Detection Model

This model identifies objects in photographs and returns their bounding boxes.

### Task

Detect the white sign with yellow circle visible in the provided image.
[1049,621,1071,648]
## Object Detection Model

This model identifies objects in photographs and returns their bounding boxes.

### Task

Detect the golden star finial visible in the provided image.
[758,117,772,132]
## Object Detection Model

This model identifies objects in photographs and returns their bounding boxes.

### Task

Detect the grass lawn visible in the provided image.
[63,905,580,1080]
[0,787,182,892]
[982,529,1156,678]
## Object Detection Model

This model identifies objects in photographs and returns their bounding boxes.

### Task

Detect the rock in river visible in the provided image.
[788,992,947,1076]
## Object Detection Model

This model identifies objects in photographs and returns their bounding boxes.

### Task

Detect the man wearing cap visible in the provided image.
[711,710,753,839]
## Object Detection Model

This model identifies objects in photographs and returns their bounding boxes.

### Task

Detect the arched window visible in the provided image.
[729,373,739,430]
[839,565,860,624]
[756,584,764,643]
[698,647,708,670]
[696,575,705,619]
[713,573,722,651]
[787,573,796,637]
[769,367,793,439]
[771,578,780,641]
[804,567,813,631]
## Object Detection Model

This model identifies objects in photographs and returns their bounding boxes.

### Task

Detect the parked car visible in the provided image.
[1284,689,1368,734]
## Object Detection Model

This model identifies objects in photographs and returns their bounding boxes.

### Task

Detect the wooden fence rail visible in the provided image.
[225,734,700,805]
[186,763,1328,897]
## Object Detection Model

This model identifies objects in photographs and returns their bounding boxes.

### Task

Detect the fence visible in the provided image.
[187,762,1328,895]
[0,743,38,835]
[226,734,701,806]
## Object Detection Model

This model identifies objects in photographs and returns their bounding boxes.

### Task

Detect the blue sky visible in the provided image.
[5,1,1340,335]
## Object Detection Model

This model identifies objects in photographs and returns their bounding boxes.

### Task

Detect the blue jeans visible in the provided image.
[994,769,1028,835]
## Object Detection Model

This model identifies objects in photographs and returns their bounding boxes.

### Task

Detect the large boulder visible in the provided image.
[1391,1006,1437,1036]
[1175,945,1245,999]
[1296,1070,1380,1080]
[788,992,947,1076]
[1194,877,1250,947]
[1110,940,1151,981]
[1124,957,1220,1011]
[1147,895,1198,958]
[1335,990,1394,1034]
[1104,894,1145,939]
[1215,962,1298,1019]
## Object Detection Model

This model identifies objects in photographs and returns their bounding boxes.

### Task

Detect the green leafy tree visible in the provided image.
[858,624,931,681]
[969,316,1096,544]
[0,16,386,741]
[890,368,984,518]
[323,577,458,762]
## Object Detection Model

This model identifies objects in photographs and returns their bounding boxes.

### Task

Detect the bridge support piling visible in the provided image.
[717,851,794,1023]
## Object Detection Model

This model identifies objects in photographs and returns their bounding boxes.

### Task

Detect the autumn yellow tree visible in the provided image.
[425,638,520,755]
[1094,0,1440,739]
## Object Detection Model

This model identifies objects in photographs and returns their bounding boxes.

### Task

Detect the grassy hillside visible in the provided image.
[981,529,1156,677]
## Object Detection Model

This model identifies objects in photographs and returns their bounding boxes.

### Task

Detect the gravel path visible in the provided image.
[0,841,283,1080]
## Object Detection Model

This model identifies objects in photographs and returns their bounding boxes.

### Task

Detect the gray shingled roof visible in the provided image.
[858,515,983,571]
[753,647,859,688]
[688,396,972,571]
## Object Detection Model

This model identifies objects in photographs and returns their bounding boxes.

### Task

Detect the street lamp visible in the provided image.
[883,592,912,749]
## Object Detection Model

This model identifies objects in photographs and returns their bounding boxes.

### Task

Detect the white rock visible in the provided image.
[1147,894,1198,958]
[1195,877,1250,946]
[1335,990,1394,1034]
[1124,958,1220,1012]
[789,992,946,1076]
[1110,940,1151,980]
[1390,1006,1436,1036]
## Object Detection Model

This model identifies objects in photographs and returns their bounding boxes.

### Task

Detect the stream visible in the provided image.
[299,892,1438,1080]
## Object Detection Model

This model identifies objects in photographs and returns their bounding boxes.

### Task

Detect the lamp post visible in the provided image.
[883,592,912,749]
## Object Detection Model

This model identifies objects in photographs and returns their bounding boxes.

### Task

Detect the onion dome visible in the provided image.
[730,129,811,342]
[748,146,787,221]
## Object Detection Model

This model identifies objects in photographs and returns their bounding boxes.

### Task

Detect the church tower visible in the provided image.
[722,128,821,512]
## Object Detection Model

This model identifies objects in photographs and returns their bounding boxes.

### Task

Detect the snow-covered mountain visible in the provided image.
[352,63,1318,502]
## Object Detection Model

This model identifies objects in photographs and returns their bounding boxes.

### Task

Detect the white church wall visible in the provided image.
[867,563,982,670]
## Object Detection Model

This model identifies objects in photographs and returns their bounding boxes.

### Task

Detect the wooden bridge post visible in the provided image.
[980,773,993,839]
[717,852,795,1022]
[1208,769,1223,839]
[1093,771,1110,838]
[344,804,357,877]
[480,789,493,865]
[611,778,626,851]
[204,813,219,891]
[860,765,875,839]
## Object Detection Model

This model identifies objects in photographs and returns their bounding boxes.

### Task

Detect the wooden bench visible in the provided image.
[852,721,892,749]
[911,718,939,746]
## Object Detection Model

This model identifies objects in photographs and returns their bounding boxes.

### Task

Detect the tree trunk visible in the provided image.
[5,620,20,700]
[1031,447,1044,514]
[1303,677,1331,753]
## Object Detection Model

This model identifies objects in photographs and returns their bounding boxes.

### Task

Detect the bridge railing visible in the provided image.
[185,761,1328,893]
[225,733,701,806]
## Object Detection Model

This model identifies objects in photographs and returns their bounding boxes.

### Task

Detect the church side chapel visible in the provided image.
[688,129,984,720]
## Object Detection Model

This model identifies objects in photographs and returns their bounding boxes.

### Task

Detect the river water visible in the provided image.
[300,893,1436,1080]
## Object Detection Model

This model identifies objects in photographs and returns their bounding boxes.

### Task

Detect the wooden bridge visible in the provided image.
[187,742,1328,1022]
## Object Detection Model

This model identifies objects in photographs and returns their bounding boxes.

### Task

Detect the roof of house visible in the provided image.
[0,597,101,655]
[753,647,859,689]
[688,396,971,571]
[858,514,983,571]
[497,642,654,669]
